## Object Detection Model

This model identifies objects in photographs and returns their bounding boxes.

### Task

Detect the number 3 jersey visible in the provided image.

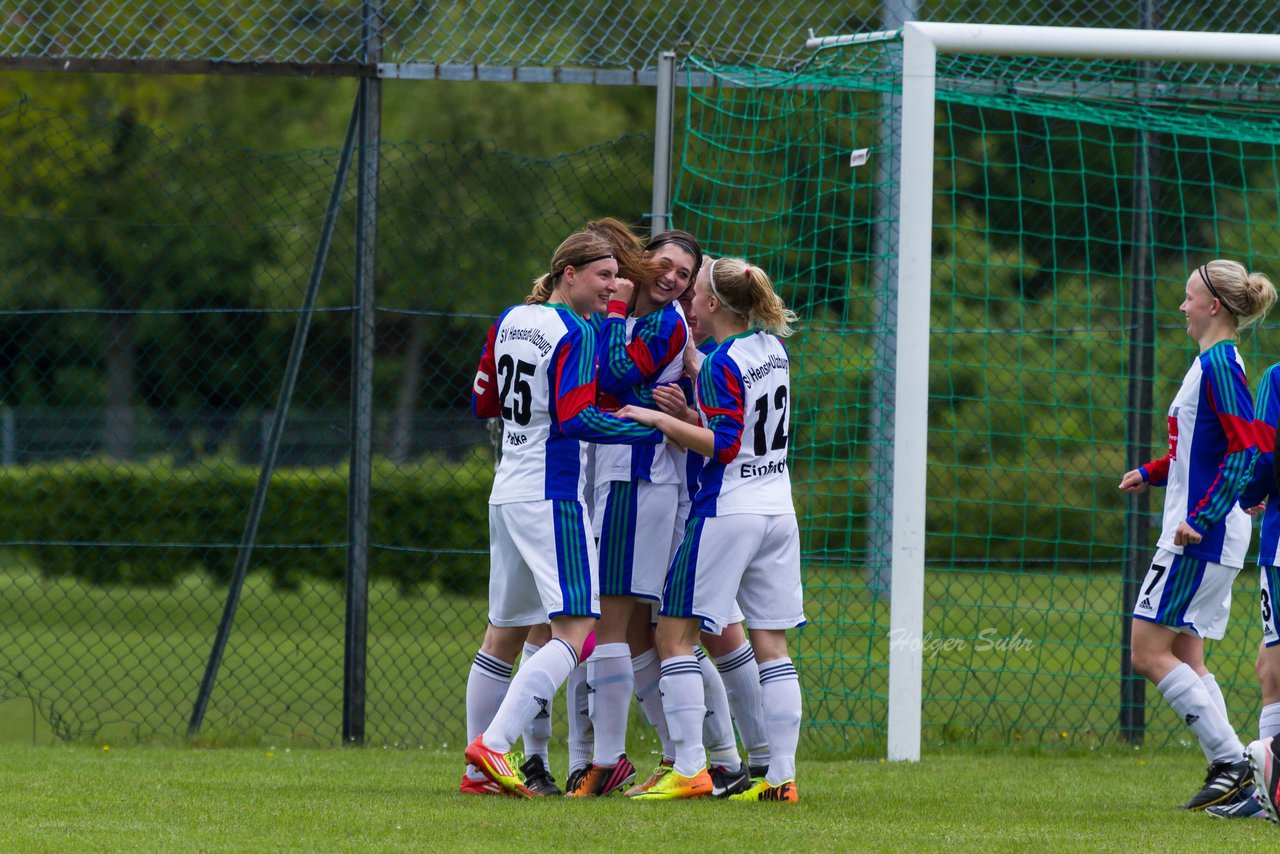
[1139,340,1258,568]
[692,331,794,518]
[471,302,662,505]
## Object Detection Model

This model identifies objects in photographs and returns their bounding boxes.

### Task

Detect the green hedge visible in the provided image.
[0,453,494,596]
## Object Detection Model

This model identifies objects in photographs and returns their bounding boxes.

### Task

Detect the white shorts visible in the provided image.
[1132,548,1238,640]
[596,479,679,601]
[488,500,600,627]
[662,512,804,632]
[670,502,744,627]
[1262,566,1280,648]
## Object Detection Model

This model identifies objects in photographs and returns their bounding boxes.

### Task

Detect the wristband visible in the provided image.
[607,300,629,317]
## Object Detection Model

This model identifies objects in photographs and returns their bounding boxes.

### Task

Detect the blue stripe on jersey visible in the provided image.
[661,516,704,619]
[1249,365,1280,564]
[1154,553,1208,629]
[598,480,638,597]
[551,499,596,618]
[1265,565,1280,647]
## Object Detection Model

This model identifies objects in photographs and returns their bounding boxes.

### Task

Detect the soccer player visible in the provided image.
[461,231,664,798]
[566,224,700,797]
[1119,259,1276,811]
[1210,322,1280,820]
[619,257,804,802]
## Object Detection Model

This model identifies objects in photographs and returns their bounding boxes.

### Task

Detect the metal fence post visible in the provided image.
[650,50,676,235]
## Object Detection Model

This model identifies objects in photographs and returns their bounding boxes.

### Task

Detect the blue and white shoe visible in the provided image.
[1205,786,1269,819]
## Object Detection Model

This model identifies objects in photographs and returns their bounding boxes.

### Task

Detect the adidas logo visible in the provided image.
[1185,713,1200,726]
[1138,597,1153,611]
[533,696,550,720]
[704,710,714,719]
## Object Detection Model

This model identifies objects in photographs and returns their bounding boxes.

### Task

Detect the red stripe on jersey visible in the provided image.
[706,365,743,464]
[554,344,596,422]
[472,322,500,417]
[625,336,658,378]
[1219,411,1258,454]
[1256,420,1277,452]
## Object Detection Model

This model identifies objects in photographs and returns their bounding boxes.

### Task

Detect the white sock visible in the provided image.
[696,647,740,768]
[484,639,578,754]
[465,650,512,780]
[759,657,801,786]
[566,662,593,772]
[1260,702,1280,740]
[1199,673,1230,763]
[519,642,552,763]
[659,655,706,777]
[714,641,770,768]
[632,648,673,760]
[587,642,633,765]
[1157,663,1244,764]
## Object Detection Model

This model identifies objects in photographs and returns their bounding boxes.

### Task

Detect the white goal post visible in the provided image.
[805,22,1280,762]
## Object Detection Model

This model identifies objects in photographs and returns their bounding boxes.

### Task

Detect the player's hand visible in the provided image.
[1173,520,1203,546]
[616,405,661,427]
[611,278,636,312]
[683,340,704,380]
[1118,469,1147,493]
[1245,499,1267,516]
[652,384,699,426]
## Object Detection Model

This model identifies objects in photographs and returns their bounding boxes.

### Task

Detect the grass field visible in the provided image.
[0,745,1275,851]
[1,558,1269,753]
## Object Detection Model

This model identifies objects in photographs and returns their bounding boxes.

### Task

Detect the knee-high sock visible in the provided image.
[633,648,674,760]
[519,641,552,763]
[465,650,512,779]
[759,657,801,786]
[659,655,706,777]
[696,647,739,767]
[587,642,633,765]
[1199,673,1231,763]
[484,639,578,754]
[714,641,770,769]
[1260,702,1280,740]
[566,662,593,772]
[1157,663,1244,764]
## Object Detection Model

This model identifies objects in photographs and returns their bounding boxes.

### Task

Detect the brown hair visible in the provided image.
[527,231,617,305]
[1199,259,1277,331]
[585,217,660,291]
[707,257,797,337]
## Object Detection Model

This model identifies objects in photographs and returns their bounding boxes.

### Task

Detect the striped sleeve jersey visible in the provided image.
[691,331,794,518]
[471,302,662,504]
[1140,340,1258,568]
[1240,362,1280,567]
[679,337,721,504]
[594,301,690,485]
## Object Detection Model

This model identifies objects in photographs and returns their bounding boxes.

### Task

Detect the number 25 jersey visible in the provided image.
[472,301,661,505]
[693,331,794,518]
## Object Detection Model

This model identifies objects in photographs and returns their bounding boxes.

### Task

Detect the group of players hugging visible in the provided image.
[461,220,803,802]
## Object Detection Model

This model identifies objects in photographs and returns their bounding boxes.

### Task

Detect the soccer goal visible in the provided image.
[675,23,1280,762]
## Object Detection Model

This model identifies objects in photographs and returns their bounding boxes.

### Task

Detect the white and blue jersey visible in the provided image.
[1140,340,1258,569]
[472,301,662,505]
[691,331,794,518]
[594,301,689,485]
[1237,363,1280,646]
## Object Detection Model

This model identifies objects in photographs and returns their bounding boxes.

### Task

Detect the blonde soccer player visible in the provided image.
[1119,259,1275,811]
[619,257,804,802]
[461,231,664,798]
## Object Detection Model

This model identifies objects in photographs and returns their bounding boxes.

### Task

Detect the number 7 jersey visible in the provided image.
[692,331,794,517]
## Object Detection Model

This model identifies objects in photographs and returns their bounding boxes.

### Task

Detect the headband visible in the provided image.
[647,234,703,271]
[708,258,743,317]
[1199,264,1235,316]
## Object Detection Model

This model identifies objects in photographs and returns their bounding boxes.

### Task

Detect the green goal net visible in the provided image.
[675,36,1280,753]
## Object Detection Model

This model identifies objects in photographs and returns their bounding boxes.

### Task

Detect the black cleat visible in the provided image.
[710,763,752,798]
[519,755,562,796]
[748,763,769,780]
[1180,759,1251,810]
[565,765,588,795]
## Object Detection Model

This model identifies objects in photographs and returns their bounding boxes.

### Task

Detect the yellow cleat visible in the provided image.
[626,766,713,800]
[728,778,798,803]
[624,758,674,797]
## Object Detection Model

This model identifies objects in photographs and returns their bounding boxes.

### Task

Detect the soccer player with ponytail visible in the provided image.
[619,257,804,802]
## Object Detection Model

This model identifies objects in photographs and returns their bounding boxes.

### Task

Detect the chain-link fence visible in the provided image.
[2,2,1276,71]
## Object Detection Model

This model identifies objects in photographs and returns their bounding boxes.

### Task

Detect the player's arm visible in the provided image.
[1240,364,1280,509]
[1185,352,1259,535]
[596,307,688,396]
[623,356,743,460]
[471,318,501,418]
[553,325,663,445]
